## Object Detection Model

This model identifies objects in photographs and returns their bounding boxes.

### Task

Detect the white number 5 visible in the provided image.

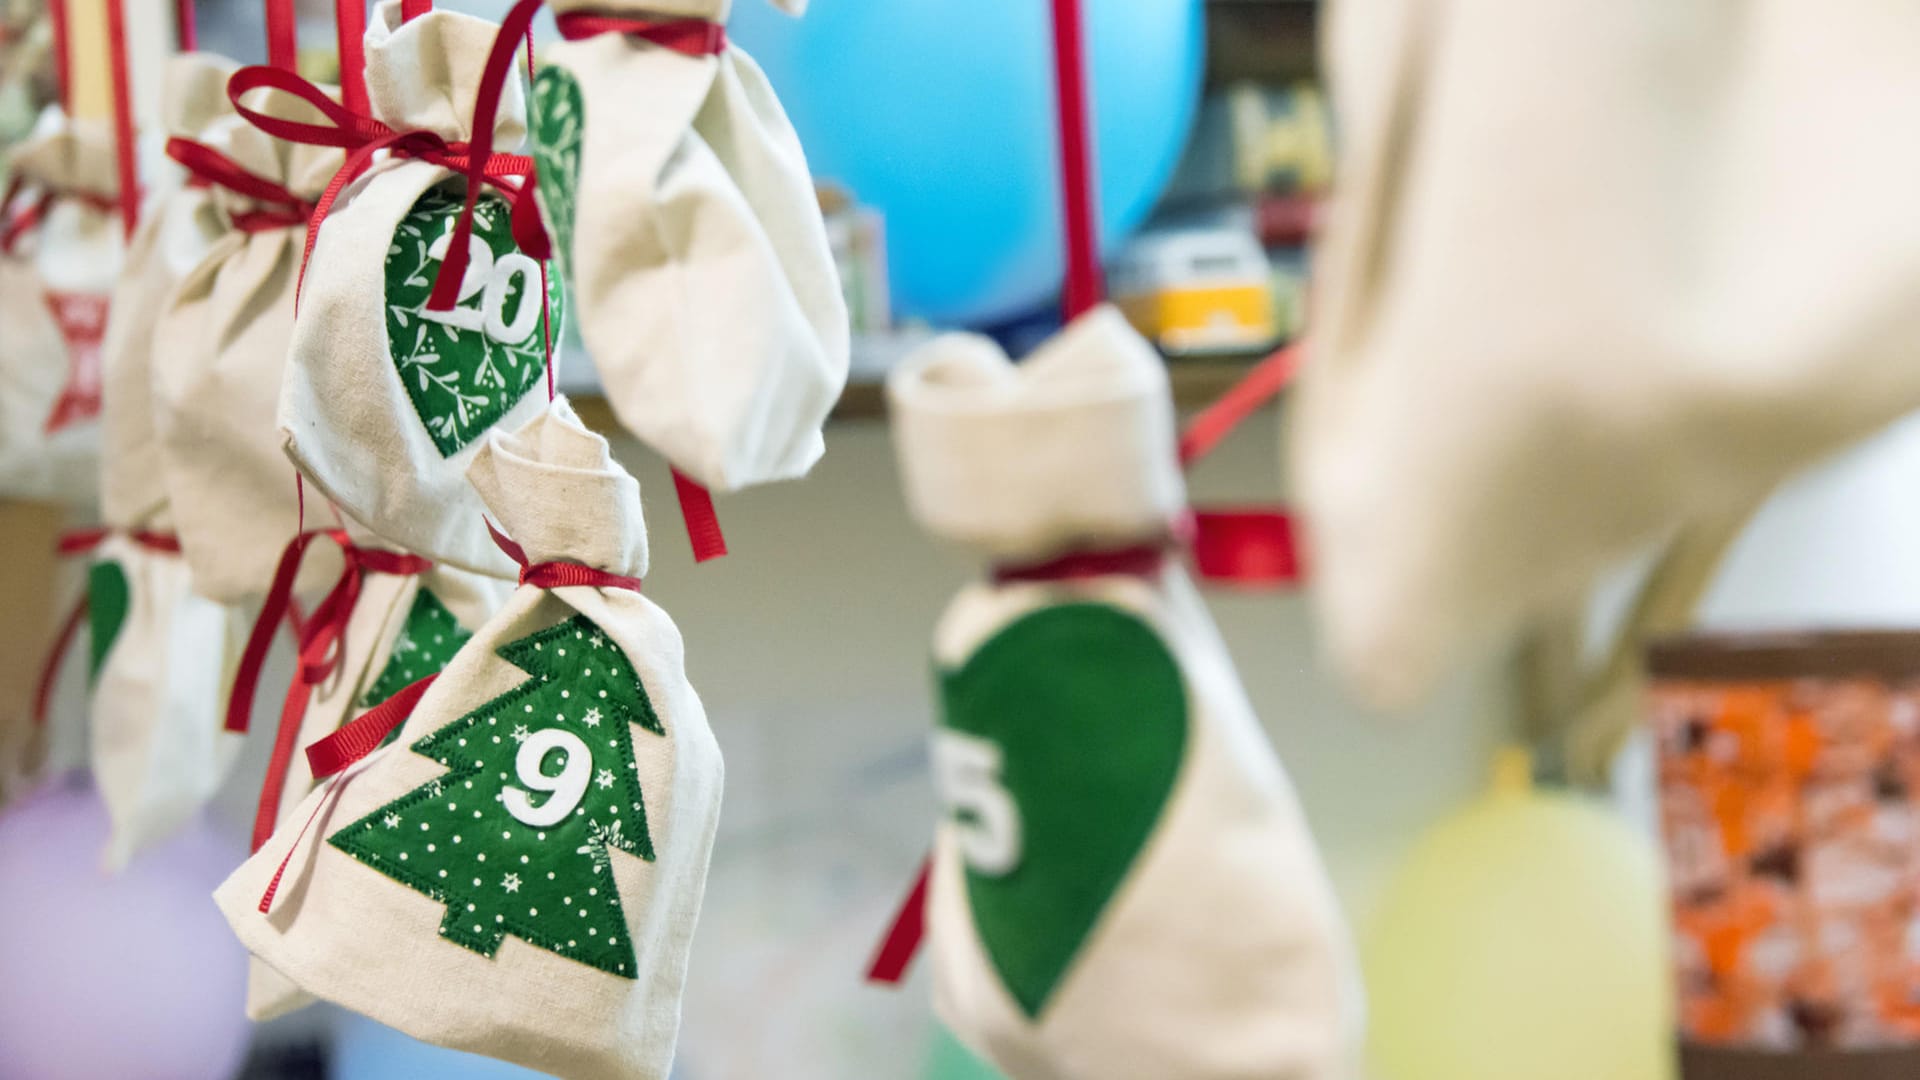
[933,730,1022,876]
[503,729,591,827]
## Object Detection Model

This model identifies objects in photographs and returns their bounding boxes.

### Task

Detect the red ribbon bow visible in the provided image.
[0,177,120,255]
[226,529,431,852]
[164,136,317,234]
[223,64,538,309]
[485,517,644,593]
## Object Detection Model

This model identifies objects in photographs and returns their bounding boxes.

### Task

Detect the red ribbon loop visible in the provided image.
[0,182,120,255]
[485,517,643,593]
[991,542,1168,586]
[164,136,316,232]
[306,672,438,780]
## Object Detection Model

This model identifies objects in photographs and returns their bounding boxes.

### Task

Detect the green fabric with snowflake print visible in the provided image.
[529,66,583,282]
[385,185,563,458]
[361,589,473,709]
[329,613,663,979]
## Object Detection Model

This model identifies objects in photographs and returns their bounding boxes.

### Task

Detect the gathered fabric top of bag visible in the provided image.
[549,0,807,21]
[365,0,528,146]
[7,110,116,198]
[888,306,1186,561]
[162,53,241,141]
[468,397,649,579]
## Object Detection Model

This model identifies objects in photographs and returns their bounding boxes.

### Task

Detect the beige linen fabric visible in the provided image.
[151,88,341,603]
[219,400,722,1079]
[540,0,847,493]
[98,53,236,529]
[889,310,1363,1080]
[1296,0,1920,706]
[0,108,118,505]
[246,562,512,1021]
[88,533,248,871]
[279,1,552,579]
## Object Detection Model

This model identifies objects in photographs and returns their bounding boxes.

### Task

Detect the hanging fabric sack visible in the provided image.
[887,307,1362,1080]
[1296,1,1920,706]
[266,0,562,578]
[218,399,722,1079]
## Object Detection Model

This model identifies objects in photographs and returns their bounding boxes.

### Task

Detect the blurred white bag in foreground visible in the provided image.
[1296,1,1920,706]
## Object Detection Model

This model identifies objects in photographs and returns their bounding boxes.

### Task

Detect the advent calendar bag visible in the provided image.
[151,88,338,603]
[0,109,118,504]
[280,1,562,578]
[888,308,1362,1080]
[242,559,512,1021]
[98,52,235,529]
[88,531,248,870]
[525,0,847,492]
[218,400,723,1078]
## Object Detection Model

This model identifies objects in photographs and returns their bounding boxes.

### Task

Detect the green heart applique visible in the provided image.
[385,184,563,458]
[529,66,583,284]
[87,559,130,682]
[360,588,471,709]
[936,603,1188,1018]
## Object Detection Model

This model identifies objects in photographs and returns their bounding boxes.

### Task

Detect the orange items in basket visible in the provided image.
[1650,632,1920,1056]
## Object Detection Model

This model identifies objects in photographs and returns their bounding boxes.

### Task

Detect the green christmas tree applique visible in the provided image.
[330,613,662,979]
[361,589,472,709]
[385,185,564,458]
[529,66,583,282]
[86,559,130,681]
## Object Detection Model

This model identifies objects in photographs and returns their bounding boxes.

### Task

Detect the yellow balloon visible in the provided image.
[1365,750,1678,1080]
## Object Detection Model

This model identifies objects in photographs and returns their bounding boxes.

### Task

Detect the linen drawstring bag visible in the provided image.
[1296,0,1920,705]
[886,307,1362,1080]
[218,400,722,1079]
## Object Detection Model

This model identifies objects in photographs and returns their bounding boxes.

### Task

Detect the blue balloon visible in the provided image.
[729,0,1205,326]
[331,1013,555,1080]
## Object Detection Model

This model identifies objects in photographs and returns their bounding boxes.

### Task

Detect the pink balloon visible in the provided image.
[0,775,252,1080]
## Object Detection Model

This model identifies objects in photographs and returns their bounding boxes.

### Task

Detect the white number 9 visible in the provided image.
[502,729,591,827]
[932,730,1022,876]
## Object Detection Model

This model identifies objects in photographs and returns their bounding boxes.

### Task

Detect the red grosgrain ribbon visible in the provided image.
[1050,0,1101,320]
[1179,341,1307,589]
[400,0,432,20]
[105,0,140,240]
[484,518,643,593]
[164,137,316,232]
[32,529,184,730]
[305,672,439,781]
[866,857,931,983]
[223,64,536,311]
[230,531,430,851]
[422,0,725,312]
[175,0,196,51]
[671,469,728,563]
[0,185,119,254]
[1179,341,1302,467]
[47,0,70,111]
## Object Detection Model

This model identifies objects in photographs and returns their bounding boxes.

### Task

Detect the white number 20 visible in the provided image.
[502,729,591,827]
[932,730,1022,876]
[421,228,543,344]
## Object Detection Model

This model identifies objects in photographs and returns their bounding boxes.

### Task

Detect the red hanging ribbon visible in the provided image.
[484,517,643,593]
[104,0,140,241]
[336,0,369,117]
[223,64,536,312]
[865,857,931,984]
[399,0,431,21]
[670,469,728,564]
[47,0,70,112]
[1049,0,1102,320]
[176,0,197,52]
[164,136,317,233]
[229,530,431,852]
[265,0,298,72]
[1179,342,1302,467]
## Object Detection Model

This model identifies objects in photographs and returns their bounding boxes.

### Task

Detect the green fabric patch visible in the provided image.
[361,589,472,709]
[937,603,1187,1019]
[385,184,562,458]
[529,66,583,283]
[330,613,664,979]
[86,559,130,682]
